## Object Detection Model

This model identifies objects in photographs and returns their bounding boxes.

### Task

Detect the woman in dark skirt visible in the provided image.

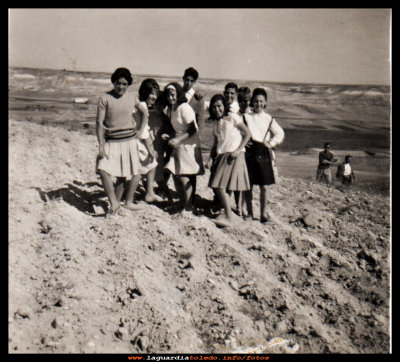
[242,88,285,222]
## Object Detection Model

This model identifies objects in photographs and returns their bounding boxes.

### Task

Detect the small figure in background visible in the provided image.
[316,142,337,185]
[336,155,355,185]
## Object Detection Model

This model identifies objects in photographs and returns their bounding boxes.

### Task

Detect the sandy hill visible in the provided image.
[9,120,390,353]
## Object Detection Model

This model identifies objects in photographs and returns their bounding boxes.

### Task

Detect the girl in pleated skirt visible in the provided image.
[207,94,252,227]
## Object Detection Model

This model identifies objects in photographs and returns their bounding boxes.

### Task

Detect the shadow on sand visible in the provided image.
[33,180,220,218]
[33,181,108,217]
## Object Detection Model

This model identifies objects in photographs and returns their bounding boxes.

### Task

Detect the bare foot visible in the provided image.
[124,202,144,211]
[106,205,127,218]
[144,194,164,203]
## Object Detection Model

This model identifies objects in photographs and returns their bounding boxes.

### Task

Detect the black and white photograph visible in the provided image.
[9,8,391,354]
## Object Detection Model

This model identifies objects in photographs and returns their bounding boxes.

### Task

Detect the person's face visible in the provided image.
[183,76,196,91]
[146,88,159,107]
[224,88,237,105]
[238,96,250,113]
[346,158,352,163]
[325,145,331,151]
[252,94,266,113]
[167,89,177,106]
[113,77,129,96]
[212,100,225,119]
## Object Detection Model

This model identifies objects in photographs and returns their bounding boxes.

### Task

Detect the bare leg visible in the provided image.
[99,169,120,212]
[173,175,183,196]
[166,175,185,210]
[215,188,233,225]
[144,168,163,202]
[179,176,194,212]
[260,185,270,221]
[234,191,242,214]
[115,177,126,203]
[156,180,173,202]
[243,185,254,219]
[124,174,143,211]
[191,176,197,207]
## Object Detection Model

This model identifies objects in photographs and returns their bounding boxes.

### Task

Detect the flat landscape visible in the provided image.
[8,67,391,353]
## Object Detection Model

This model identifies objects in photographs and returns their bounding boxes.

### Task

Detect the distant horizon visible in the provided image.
[8,65,391,88]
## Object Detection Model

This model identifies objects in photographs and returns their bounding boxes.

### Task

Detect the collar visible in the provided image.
[185,88,195,102]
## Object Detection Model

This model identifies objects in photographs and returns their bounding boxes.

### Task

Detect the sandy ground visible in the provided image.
[9,119,391,353]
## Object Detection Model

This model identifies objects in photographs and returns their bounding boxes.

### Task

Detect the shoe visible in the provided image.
[164,203,184,213]
[261,211,274,223]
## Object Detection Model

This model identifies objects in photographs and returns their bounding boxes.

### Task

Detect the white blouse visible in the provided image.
[132,101,151,140]
[170,103,198,146]
[246,110,284,148]
[214,113,245,155]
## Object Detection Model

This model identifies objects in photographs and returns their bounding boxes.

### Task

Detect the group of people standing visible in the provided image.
[317,142,355,186]
[96,66,286,227]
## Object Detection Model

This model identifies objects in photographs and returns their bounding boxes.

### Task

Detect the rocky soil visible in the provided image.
[9,119,391,353]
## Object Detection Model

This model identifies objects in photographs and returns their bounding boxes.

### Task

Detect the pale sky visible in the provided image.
[9,8,391,85]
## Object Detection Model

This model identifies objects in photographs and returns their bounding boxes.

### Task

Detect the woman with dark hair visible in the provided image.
[135,78,173,202]
[207,94,251,227]
[242,87,284,222]
[129,78,162,203]
[96,67,148,217]
[163,82,204,213]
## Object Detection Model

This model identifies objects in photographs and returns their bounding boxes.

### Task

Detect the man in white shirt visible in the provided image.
[182,67,205,135]
[224,82,240,114]
[336,155,355,185]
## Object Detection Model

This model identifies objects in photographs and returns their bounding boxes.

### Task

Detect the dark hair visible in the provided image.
[138,78,160,102]
[111,67,133,85]
[238,86,251,95]
[183,67,199,81]
[164,82,187,106]
[251,87,268,102]
[345,155,352,161]
[238,86,251,101]
[324,142,331,148]
[208,94,229,120]
[224,82,238,92]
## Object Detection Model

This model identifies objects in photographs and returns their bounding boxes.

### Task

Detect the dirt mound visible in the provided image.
[9,119,391,353]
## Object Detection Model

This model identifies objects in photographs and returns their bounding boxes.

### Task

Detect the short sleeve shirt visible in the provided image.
[170,103,198,145]
[132,101,151,139]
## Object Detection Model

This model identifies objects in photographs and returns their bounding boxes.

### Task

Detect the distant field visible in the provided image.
[200,118,390,152]
[276,128,390,152]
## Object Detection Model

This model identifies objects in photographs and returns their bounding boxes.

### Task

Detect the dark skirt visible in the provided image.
[245,141,275,185]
